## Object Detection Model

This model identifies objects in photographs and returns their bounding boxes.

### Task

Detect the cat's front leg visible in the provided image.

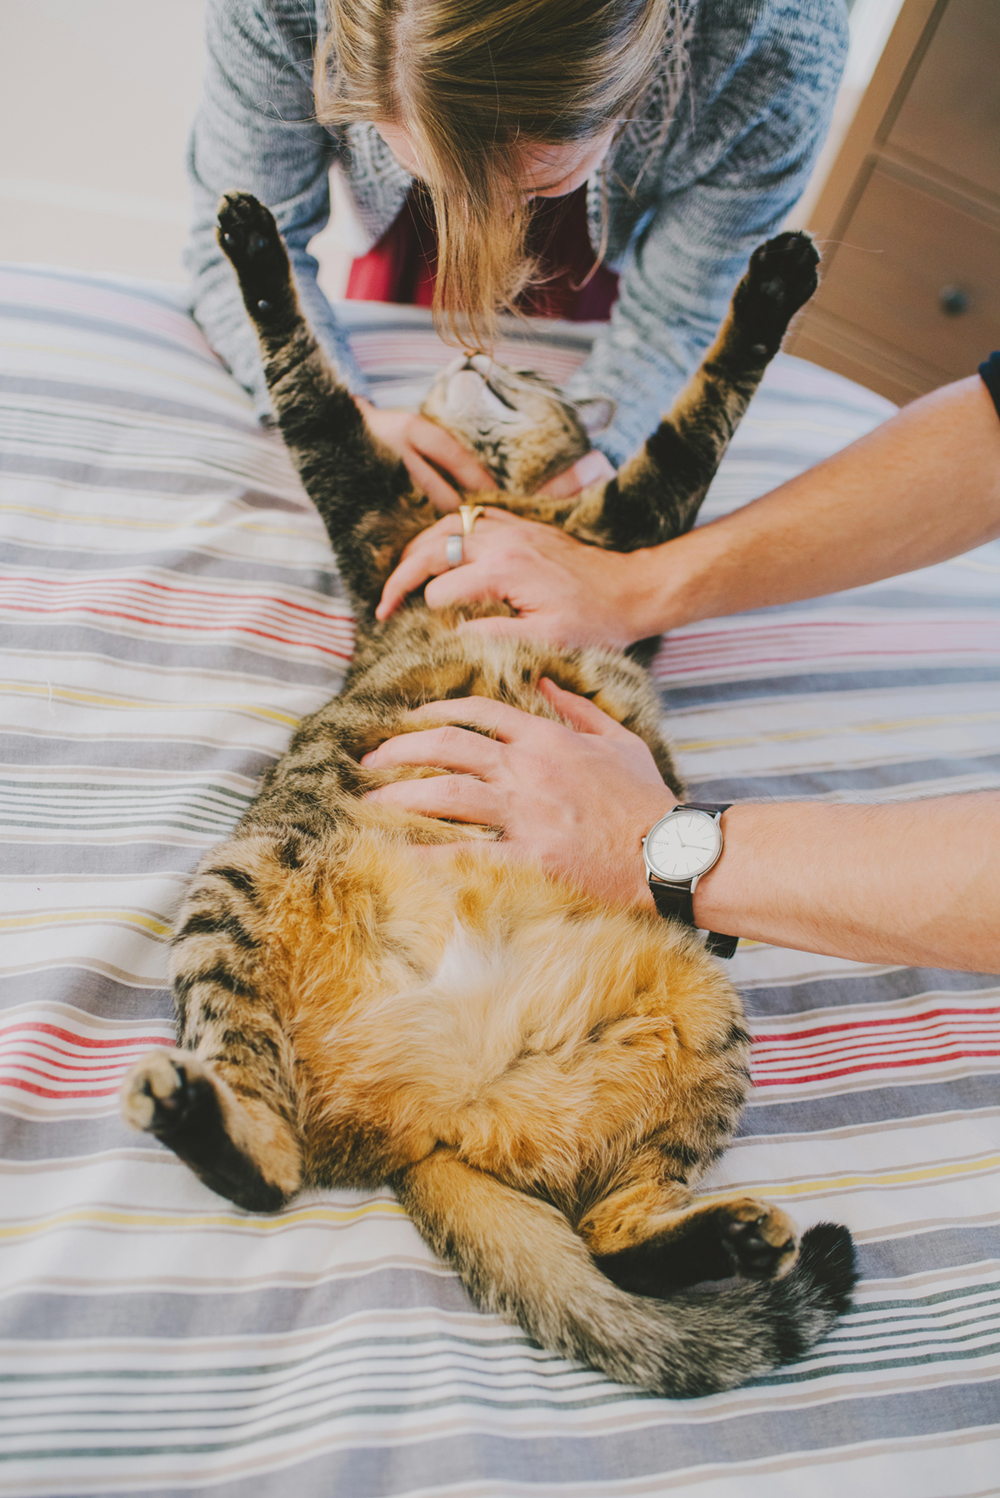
[549,232,821,552]
[217,192,437,618]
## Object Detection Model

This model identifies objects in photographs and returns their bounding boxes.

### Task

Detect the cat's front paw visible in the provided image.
[719,1197,799,1280]
[216,192,291,315]
[121,1047,213,1138]
[732,231,820,356]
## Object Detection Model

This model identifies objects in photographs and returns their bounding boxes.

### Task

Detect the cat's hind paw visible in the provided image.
[216,192,292,320]
[720,1197,799,1280]
[121,1047,214,1139]
[733,231,820,356]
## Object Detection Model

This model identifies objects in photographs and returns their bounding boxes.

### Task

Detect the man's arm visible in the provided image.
[361,685,1000,975]
[378,373,1000,640]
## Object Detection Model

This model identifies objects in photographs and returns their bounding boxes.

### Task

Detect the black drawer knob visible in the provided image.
[939,284,971,316]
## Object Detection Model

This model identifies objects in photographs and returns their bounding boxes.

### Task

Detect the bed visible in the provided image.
[1,262,998,1497]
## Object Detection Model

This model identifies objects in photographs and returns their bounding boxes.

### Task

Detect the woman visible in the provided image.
[186,0,847,507]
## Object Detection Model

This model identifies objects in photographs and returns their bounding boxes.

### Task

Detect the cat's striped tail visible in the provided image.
[396,1149,855,1397]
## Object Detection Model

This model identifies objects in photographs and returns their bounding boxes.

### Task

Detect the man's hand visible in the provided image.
[356,398,497,510]
[375,507,658,648]
[362,679,677,908]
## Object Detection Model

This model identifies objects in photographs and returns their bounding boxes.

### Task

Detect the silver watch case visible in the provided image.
[642,807,723,892]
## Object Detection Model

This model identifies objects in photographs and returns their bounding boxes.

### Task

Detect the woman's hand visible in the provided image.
[356,398,497,511]
[536,447,616,499]
[362,679,676,908]
[375,507,659,648]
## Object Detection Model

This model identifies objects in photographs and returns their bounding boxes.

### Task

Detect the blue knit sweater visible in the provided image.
[185,0,848,466]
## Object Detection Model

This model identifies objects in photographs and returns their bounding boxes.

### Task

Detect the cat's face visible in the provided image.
[420,354,615,494]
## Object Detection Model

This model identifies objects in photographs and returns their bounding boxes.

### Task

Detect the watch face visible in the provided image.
[646,810,722,881]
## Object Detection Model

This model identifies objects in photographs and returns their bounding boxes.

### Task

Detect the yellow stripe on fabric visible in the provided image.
[0,681,299,726]
[0,909,172,936]
[701,1153,1000,1204]
[0,1199,407,1239]
[677,711,1000,754]
[0,501,307,539]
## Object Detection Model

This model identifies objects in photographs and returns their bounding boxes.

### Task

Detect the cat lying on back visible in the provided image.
[122,193,855,1397]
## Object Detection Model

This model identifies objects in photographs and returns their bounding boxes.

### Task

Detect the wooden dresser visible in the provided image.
[788,0,1000,404]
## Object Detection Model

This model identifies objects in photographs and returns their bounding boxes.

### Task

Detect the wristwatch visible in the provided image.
[642,802,738,959]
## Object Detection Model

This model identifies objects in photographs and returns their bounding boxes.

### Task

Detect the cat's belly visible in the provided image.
[282,847,741,1192]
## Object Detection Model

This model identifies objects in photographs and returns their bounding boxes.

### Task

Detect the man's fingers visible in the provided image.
[376,533,459,619]
[367,773,502,824]
[537,449,616,499]
[392,695,544,744]
[538,677,631,737]
[362,724,501,774]
[412,418,498,492]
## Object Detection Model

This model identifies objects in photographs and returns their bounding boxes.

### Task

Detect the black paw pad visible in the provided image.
[721,1212,795,1281]
[215,193,290,311]
[733,231,820,353]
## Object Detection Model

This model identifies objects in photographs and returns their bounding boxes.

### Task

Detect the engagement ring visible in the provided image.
[459,504,485,535]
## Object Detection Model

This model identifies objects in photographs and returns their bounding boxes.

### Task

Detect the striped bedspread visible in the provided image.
[1,264,998,1497]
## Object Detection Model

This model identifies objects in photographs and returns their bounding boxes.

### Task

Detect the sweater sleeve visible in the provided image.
[979,353,1000,421]
[184,0,368,421]
[567,0,849,468]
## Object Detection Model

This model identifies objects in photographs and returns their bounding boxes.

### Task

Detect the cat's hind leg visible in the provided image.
[578,1169,801,1295]
[122,1045,300,1212]
[121,847,303,1212]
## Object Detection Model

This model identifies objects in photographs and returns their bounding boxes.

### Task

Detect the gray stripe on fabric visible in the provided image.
[0,261,190,310]
[0,733,278,779]
[0,375,258,434]
[0,301,219,364]
[687,752,1000,802]
[0,731,279,778]
[661,665,1000,710]
[0,545,339,591]
[739,968,999,1011]
[1,843,207,879]
[3,1392,994,1495]
[0,451,290,498]
[741,1078,1000,1135]
[0,968,172,1021]
[0,627,349,689]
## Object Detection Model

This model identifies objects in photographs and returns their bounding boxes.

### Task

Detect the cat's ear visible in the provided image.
[574,396,617,436]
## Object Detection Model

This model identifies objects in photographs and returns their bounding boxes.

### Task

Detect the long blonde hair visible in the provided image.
[315,0,688,345]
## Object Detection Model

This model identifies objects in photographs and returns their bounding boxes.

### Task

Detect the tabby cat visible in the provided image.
[122,193,855,1397]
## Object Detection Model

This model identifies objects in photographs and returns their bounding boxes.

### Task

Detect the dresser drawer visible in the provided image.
[886,0,1000,203]
[811,165,1000,382]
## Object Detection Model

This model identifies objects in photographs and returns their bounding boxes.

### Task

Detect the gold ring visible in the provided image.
[459,504,485,536]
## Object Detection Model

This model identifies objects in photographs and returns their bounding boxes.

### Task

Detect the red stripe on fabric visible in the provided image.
[0,1074,122,1100]
[754,1007,1000,1045]
[0,1021,168,1049]
[753,1048,1000,1085]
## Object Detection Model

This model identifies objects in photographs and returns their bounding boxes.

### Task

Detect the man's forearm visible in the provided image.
[633,375,1000,636]
[693,795,1000,972]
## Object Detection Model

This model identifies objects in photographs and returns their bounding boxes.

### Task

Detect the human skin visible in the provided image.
[362,682,1000,974]
[355,126,619,510]
[376,374,1000,634]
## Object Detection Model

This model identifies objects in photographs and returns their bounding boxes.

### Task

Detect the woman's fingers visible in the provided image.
[356,403,497,510]
[411,417,498,493]
[537,448,616,499]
